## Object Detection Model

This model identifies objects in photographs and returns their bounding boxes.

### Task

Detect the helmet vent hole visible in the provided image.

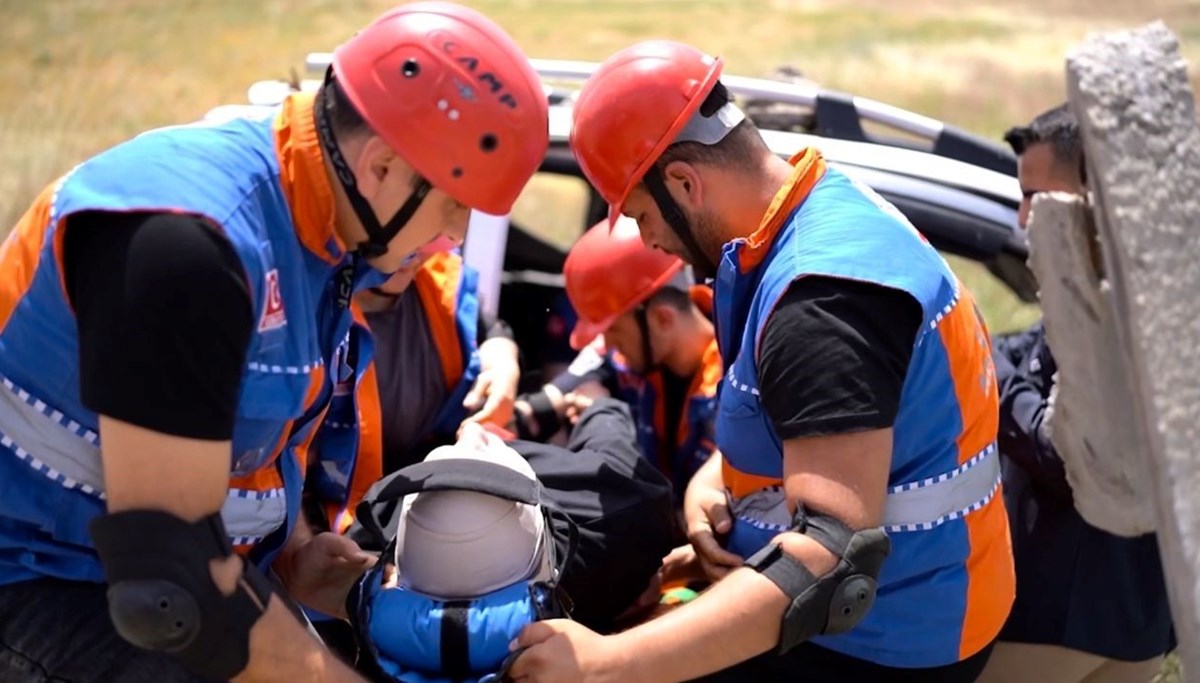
[451,167,463,178]
[401,59,420,78]
[480,134,498,152]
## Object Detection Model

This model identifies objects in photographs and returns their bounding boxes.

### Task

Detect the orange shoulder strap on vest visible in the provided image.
[332,367,384,534]
[673,338,721,448]
[272,92,344,265]
[413,252,466,390]
[2,183,57,332]
[693,338,723,398]
[322,302,384,534]
[739,148,827,274]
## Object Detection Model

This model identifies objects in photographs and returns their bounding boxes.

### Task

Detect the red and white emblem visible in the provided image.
[258,269,287,332]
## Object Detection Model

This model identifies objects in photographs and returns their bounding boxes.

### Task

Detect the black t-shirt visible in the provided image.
[62,211,254,441]
[756,276,923,440]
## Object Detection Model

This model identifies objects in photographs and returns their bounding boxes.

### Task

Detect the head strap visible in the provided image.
[314,67,432,258]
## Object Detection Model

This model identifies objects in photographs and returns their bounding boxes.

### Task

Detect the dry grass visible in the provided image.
[2,0,1197,336]
[3,0,1195,211]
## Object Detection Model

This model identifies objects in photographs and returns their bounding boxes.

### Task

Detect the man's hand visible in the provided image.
[660,544,707,586]
[614,569,664,625]
[561,392,591,424]
[274,532,374,619]
[560,380,610,424]
[509,620,633,683]
[615,544,708,626]
[463,336,520,428]
[682,458,742,582]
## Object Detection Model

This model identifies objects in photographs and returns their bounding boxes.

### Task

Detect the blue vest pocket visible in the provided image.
[231,369,311,474]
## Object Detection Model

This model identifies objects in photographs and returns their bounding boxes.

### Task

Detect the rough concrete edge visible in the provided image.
[1067,20,1200,676]
[1026,193,1157,536]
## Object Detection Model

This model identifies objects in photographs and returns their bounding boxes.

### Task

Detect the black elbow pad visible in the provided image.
[90,510,277,681]
[744,506,891,654]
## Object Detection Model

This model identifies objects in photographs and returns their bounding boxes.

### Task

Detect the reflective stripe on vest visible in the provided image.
[883,443,999,532]
[0,373,288,546]
[224,487,287,547]
[0,372,104,495]
[729,444,1000,535]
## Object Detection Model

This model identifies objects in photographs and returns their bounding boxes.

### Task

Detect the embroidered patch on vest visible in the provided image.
[258,269,288,332]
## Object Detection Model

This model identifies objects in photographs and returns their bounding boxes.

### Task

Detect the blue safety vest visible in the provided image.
[0,94,373,583]
[713,154,1014,667]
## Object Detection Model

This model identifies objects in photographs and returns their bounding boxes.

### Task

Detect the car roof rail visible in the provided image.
[302,53,1016,176]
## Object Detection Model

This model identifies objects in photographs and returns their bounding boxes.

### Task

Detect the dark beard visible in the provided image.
[683,214,719,280]
[688,251,718,281]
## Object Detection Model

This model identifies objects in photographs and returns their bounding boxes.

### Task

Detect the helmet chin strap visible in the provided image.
[315,68,432,259]
[634,303,660,375]
[642,168,717,279]
[639,81,739,281]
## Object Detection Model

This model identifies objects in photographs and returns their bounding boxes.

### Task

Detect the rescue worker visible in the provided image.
[977,104,1175,683]
[535,216,721,507]
[349,238,521,474]
[308,233,519,537]
[0,3,548,682]
[305,235,520,657]
[510,40,1014,682]
[309,238,674,663]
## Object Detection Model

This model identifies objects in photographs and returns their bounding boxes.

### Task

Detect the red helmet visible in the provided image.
[570,41,724,225]
[333,2,549,216]
[564,216,685,350]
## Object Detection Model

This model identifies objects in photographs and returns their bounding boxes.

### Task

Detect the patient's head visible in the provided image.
[393,422,549,599]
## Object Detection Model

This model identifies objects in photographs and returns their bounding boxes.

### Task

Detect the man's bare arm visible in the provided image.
[605,428,892,683]
[99,417,365,683]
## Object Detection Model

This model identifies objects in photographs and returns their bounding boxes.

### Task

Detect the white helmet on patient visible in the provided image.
[392,425,553,599]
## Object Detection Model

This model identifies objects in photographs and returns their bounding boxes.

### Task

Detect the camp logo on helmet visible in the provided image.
[438,37,519,111]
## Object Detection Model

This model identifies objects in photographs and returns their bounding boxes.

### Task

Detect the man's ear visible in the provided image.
[353,135,395,200]
[647,301,678,331]
[661,160,704,210]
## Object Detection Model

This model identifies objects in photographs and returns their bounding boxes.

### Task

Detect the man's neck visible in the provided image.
[710,154,798,246]
[661,313,716,380]
[355,286,409,314]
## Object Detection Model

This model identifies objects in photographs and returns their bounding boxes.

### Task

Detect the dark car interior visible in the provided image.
[495,136,1037,392]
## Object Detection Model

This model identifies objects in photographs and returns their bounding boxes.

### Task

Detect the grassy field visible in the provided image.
[3,0,1198,334]
[0,1,1193,679]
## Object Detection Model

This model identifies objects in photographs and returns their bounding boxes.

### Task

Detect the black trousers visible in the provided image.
[692,640,995,683]
[0,578,214,683]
